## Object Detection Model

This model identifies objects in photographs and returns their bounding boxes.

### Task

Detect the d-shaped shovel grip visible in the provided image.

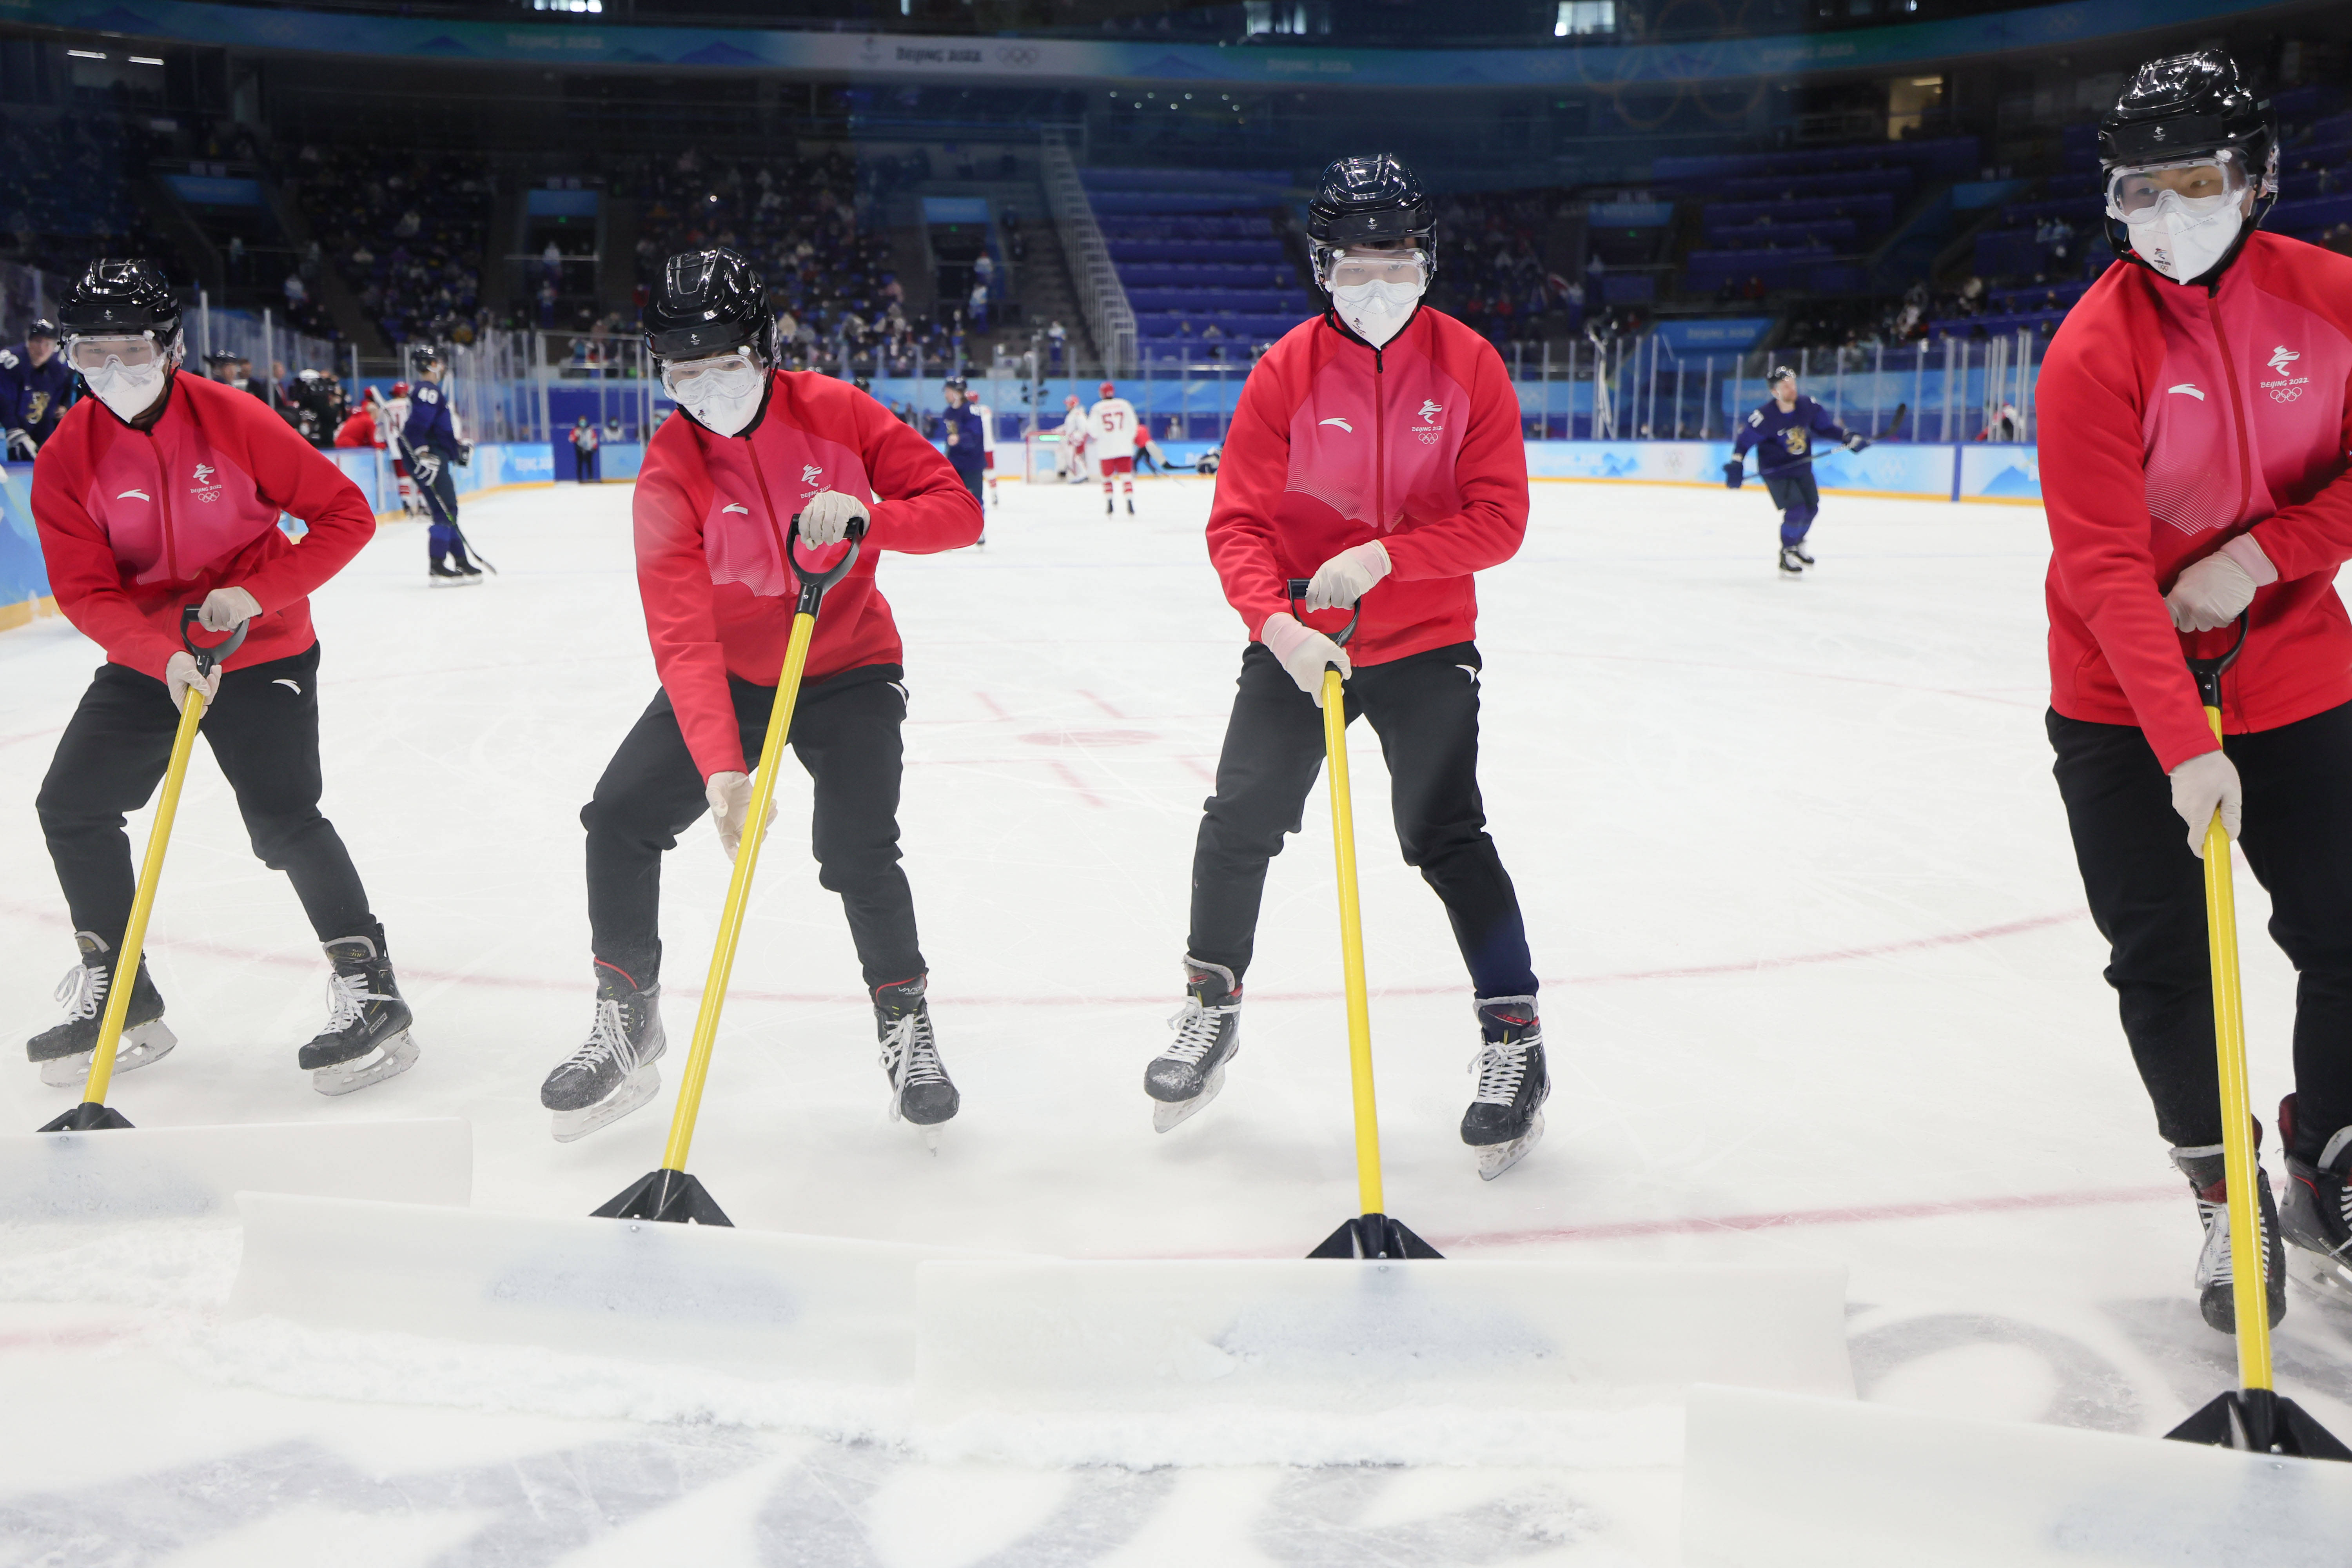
[180,604,249,676]
[785,515,868,615]
[2184,611,2249,712]
[1287,577,1360,649]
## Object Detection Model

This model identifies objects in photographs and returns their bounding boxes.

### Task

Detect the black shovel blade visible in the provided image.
[38,1101,134,1132]
[2168,1388,2352,1461]
[592,1168,733,1227]
[1309,1212,1444,1260]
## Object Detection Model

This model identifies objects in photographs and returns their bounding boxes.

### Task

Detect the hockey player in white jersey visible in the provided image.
[1058,392,1089,483]
[1088,380,1138,515]
[973,390,998,511]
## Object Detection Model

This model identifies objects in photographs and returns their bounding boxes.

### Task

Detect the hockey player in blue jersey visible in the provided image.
[1726,366,1869,576]
[0,319,74,458]
[399,347,480,582]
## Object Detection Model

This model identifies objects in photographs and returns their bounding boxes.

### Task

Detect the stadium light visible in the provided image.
[129,56,164,65]
[67,49,107,59]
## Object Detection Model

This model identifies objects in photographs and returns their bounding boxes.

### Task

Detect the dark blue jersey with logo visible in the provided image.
[1731,394,1849,476]
[0,345,76,445]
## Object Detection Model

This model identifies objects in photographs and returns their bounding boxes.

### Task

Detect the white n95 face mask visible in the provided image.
[2125,193,2245,284]
[83,358,169,423]
[663,352,766,437]
[1331,279,1423,349]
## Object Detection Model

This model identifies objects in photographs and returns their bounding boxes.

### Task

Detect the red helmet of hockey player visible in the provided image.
[1099,381,1116,398]
[1064,394,1080,410]
[391,380,410,397]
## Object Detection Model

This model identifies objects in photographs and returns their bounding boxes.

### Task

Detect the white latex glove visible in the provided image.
[705,771,777,862]
[5,428,34,460]
[1303,541,1391,612]
[2169,750,2243,858]
[164,652,220,713]
[196,585,261,632]
[798,490,870,547]
[1261,611,1352,706]
[2166,551,2256,633]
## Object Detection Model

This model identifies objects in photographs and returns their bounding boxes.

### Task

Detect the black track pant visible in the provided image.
[2050,701,2352,1159]
[1188,641,1537,999]
[37,643,377,950]
[582,663,923,991]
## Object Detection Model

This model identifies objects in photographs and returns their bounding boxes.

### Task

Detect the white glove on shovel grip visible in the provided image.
[164,651,220,713]
[1304,541,1390,612]
[2169,750,2242,858]
[1262,612,1351,706]
[197,586,261,633]
[2166,551,2258,633]
[798,490,871,547]
[706,771,777,862]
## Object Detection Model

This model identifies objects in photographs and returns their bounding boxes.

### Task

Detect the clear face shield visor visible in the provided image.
[659,349,763,404]
[2103,149,2255,223]
[66,330,174,374]
[1316,244,1431,294]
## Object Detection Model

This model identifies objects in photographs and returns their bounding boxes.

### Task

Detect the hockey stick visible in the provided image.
[392,429,498,575]
[40,608,246,1132]
[596,519,868,1226]
[2167,617,2351,1461]
[1287,580,1443,1263]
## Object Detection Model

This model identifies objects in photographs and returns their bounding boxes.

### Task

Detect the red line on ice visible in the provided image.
[1048,759,1107,809]
[1078,689,1129,719]
[1438,1184,2179,1251]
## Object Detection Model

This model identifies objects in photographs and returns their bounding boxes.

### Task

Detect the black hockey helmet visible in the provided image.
[643,247,775,366]
[1307,154,1434,250]
[24,318,58,343]
[59,259,181,344]
[1767,365,1795,387]
[2098,50,2276,281]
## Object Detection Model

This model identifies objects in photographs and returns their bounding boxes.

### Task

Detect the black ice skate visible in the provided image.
[875,975,958,1142]
[1125,497,1136,516]
[541,963,666,1143]
[1778,546,1807,576]
[452,557,484,579]
[25,931,176,1088]
[1147,958,1241,1133]
[1462,996,1548,1180]
[299,934,421,1096]
[2279,1094,2352,1309]
[428,561,463,583]
[1104,495,1114,515]
[1785,541,1815,566]
[2173,1136,2287,1334]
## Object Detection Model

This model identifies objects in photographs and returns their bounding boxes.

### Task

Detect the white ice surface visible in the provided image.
[4,472,2351,1562]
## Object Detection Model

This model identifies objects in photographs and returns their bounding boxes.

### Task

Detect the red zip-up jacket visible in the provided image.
[33,369,376,680]
[2040,232,2352,771]
[1206,307,1528,665]
[634,371,983,780]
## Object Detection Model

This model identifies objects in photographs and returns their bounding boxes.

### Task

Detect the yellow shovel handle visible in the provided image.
[82,687,208,1105]
[2200,703,2272,1392]
[1321,666,1384,1217]
[659,610,818,1174]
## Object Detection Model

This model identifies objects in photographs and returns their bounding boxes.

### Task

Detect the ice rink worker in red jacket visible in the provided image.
[26,260,418,1099]
[539,249,984,1145]
[1145,156,1548,1181]
[2040,53,2352,1331]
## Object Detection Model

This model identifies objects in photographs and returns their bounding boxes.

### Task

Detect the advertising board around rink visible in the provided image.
[1525,440,2042,504]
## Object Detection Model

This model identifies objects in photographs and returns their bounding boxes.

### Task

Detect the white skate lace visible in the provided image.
[559,998,633,1077]
[54,963,106,1022]
[1468,1037,1536,1107]
[321,970,392,1035]
[1162,994,1236,1067]
[2194,1190,2276,1289]
[879,1008,949,1122]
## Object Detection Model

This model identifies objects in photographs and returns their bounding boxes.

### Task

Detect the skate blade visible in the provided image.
[2288,1245,2352,1311]
[550,1062,660,1144]
[1472,1111,1545,1181]
[312,1031,420,1097]
[1151,1062,1227,1134]
[37,1021,178,1088]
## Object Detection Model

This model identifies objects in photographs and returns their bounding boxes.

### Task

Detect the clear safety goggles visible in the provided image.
[660,350,762,401]
[66,332,171,373]
[1321,247,1430,291]
[2104,150,2252,221]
